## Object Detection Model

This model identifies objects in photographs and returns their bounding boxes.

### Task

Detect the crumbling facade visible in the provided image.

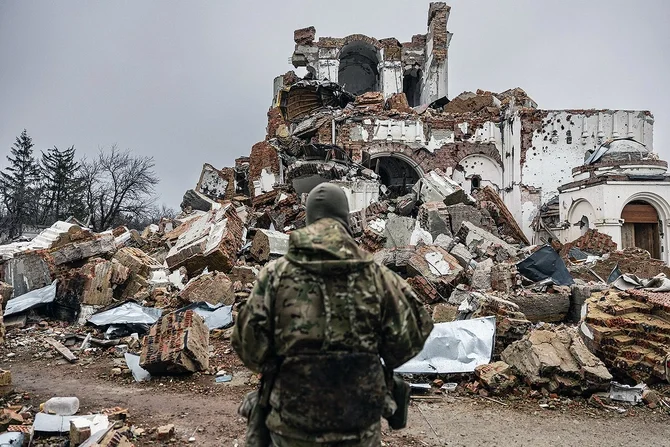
[246,2,670,264]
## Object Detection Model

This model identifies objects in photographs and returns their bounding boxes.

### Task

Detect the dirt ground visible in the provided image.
[2,332,669,447]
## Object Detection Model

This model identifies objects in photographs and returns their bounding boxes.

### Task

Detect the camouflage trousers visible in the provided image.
[270,430,382,447]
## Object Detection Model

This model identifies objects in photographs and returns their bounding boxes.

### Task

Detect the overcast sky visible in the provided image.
[1,0,668,209]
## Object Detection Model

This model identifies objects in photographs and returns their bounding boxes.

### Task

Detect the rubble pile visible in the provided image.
[501,325,613,395]
[581,289,670,383]
[0,27,669,430]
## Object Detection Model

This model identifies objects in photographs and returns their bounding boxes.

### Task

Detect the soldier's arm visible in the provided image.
[231,264,274,373]
[378,267,434,369]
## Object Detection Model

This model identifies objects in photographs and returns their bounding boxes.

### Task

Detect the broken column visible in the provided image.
[250,229,289,263]
[140,310,210,374]
[179,271,235,306]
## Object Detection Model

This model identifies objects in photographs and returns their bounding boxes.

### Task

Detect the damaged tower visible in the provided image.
[189,1,667,264]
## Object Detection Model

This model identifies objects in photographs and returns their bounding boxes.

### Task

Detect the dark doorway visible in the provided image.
[403,64,422,107]
[371,156,421,198]
[338,41,380,96]
[621,201,661,259]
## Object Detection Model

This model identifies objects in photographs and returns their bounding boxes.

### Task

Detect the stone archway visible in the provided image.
[369,152,423,198]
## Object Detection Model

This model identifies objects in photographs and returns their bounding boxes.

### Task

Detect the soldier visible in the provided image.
[233,182,433,447]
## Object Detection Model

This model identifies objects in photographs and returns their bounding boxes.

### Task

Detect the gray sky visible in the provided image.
[1,0,668,209]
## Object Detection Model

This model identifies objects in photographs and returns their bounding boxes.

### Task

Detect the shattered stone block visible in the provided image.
[250,229,289,263]
[506,288,570,323]
[0,282,13,307]
[456,222,518,259]
[79,258,129,306]
[196,163,235,201]
[406,245,463,300]
[470,258,494,291]
[417,202,452,239]
[475,361,517,394]
[140,310,209,375]
[360,227,387,253]
[4,251,53,297]
[181,189,217,212]
[395,193,417,216]
[179,271,235,306]
[249,142,280,198]
[474,186,530,245]
[383,215,416,248]
[414,169,473,206]
[568,284,591,323]
[165,203,245,275]
[582,289,670,383]
[447,204,498,237]
[49,234,115,266]
[434,234,454,250]
[491,263,516,293]
[449,243,472,268]
[501,326,612,394]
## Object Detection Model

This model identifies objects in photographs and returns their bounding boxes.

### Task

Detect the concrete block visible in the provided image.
[470,258,494,291]
[250,229,289,262]
[165,203,244,275]
[506,288,570,323]
[228,266,259,285]
[140,310,209,375]
[4,252,52,297]
[179,271,235,306]
[457,222,517,259]
[449,243,472,268]
[181,189,217,212]
[491,263,516,293]
[383,214,416,248]
[475,361,517,394]
[414,169,472,206]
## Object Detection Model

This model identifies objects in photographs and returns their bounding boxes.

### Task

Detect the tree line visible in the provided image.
[0,129,174,241]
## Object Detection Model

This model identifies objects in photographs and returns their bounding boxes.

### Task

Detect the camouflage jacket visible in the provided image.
[232,218,433,442]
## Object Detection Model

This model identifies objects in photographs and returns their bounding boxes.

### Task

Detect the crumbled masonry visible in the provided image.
[0,3,669,410]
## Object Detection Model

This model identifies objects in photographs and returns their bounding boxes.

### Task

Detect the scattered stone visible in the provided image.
[470,258,494,290]
[157,424,175,440]
[475,361,517,394]
[0,370,11,386]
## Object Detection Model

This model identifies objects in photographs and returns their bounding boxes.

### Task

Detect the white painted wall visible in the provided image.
[333,179,380,213]
[379,61,403,99]
[559,181,670,264]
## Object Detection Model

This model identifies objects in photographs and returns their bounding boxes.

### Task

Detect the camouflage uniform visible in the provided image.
[233,213,433,446]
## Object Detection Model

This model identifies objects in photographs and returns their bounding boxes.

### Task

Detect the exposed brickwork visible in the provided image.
[249,141,280,195]
[560,229,617,257]
[294,26,316,45]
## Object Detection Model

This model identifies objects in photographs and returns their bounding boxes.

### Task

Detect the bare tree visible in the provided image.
[81,145,159,232]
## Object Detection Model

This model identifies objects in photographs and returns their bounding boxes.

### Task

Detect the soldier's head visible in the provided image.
[306,182,352,234]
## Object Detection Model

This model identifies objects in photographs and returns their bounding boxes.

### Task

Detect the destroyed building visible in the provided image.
[223,2,670,265]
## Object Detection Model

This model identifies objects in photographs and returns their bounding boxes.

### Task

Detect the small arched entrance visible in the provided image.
[621,200,661,259]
